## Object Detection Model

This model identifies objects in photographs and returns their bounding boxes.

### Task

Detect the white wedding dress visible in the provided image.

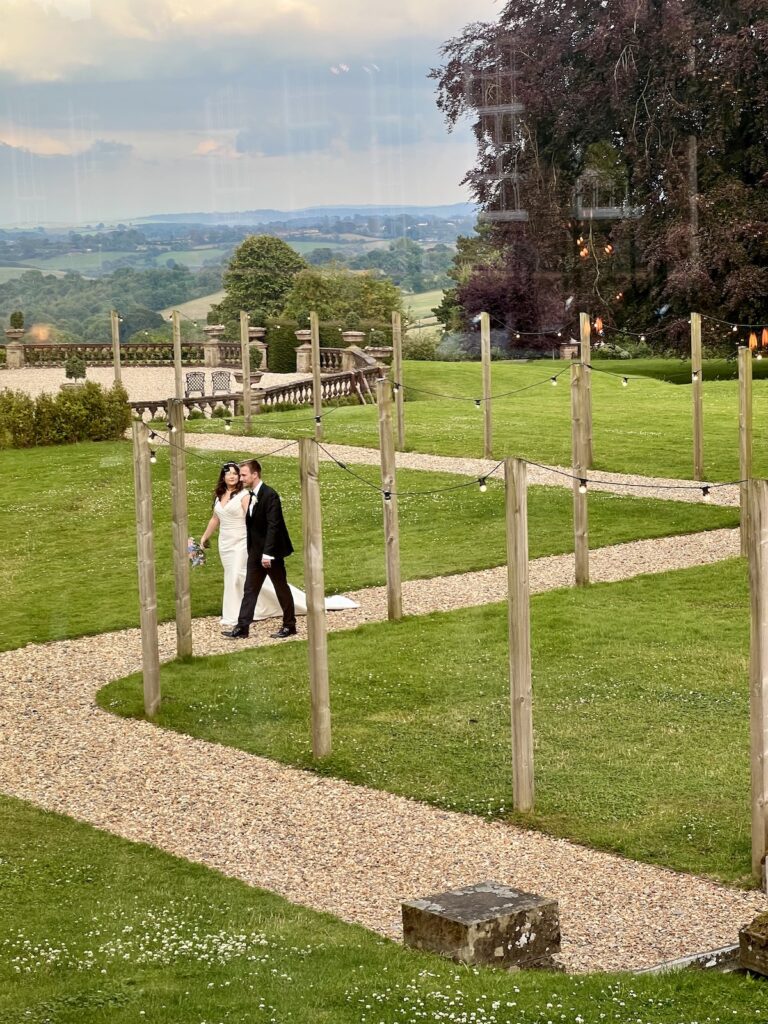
[214,493,358,626]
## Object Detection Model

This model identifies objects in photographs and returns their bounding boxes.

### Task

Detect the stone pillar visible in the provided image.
[203,324,225,369]
[5,341,25,369]
[247,326,268,372]
[295,330,312,372]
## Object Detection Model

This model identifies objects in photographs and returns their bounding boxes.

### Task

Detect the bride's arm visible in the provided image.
[200,511,220,548]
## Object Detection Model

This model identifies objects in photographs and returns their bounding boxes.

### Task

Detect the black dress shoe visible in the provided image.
[222,626,249,638]
[270,625,297,639]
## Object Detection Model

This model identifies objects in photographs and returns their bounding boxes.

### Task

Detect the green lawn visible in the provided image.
[0,442,738,651]
[102,558,756,885]
[157,288,226,320]
[2,795,767,1024]
[187,360,768,481]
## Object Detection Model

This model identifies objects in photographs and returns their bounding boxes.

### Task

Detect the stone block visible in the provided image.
[402,881,560,970]
[739,911,768,976]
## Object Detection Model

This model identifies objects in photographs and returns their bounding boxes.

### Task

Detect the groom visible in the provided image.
[222,459,297,640]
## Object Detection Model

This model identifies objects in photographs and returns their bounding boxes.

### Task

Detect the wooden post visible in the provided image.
[110,309,122,386]
[480,311,492,459]
[691,311,704,480]
[299,438,332,758]
[579,312,593,468]
[239,310,253,435]
[392,310,406,451]
[131,421,161,716]
[571,362,589,586]
[739,347,753,556]
[748,478,768,881]
[172,309,183,400]
[310,311,323,441]
[376,377,402,620]
[505,457,534,812]
[168,399,192,659]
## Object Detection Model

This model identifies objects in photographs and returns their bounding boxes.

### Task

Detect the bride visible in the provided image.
[200,462,357,626]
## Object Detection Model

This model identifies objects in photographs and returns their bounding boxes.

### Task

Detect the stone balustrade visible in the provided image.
[0,336,265,371]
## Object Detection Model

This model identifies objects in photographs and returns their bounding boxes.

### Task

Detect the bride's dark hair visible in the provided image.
[213,463,243,504]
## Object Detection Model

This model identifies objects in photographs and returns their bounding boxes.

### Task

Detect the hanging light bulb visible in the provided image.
[692,369,700,382]
[622,376,629,387]
[732,324,738,333]
[640,334,646,342]
[224,418,232,431]
[149,449,157,464]
[478,477,487,493]
[474,398,481,409]
[578,479,588,494]
[168,422,176,433]
[315,415,322,424]
[383,490,392,501]
[515,332,521,339]
[701,485,710,501]
[149,430,157,440]
[550,376,558,386]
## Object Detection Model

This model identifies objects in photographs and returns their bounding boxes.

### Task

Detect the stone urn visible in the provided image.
[4,329,24,342]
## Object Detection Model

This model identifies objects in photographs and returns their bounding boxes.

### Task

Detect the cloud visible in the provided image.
[0,0,498,82]
[85,138,134,159]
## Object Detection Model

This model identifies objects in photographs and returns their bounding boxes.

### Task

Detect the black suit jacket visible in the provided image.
[245,483,294,560]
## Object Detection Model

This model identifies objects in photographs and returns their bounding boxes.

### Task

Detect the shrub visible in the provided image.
[9,310,24,330]
[403,333,439,361]
[0,389,36,448]
[64,354,87,380]
[187,408,206,420]
[211,404,228,418]
[0,382,130,448]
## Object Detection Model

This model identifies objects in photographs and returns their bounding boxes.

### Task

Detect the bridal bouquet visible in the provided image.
[187,537,206,568]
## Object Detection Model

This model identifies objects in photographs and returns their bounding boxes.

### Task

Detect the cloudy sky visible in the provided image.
[0,0,499,226]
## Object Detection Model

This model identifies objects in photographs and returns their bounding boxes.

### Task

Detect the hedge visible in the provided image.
[258,318,392,374]
[0,381,131,448]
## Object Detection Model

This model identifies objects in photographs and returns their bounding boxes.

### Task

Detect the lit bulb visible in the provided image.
[578,479,588,494]
[640,334,646,342]
[757,353,764,361]
[149,450,157,464]
[622,377,628,387]
[478,478,487,493]
[732,324,738,332]
[557,330,562,337]
[224,419,231,431]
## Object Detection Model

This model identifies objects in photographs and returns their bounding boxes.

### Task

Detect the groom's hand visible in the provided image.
[261,555,272,568]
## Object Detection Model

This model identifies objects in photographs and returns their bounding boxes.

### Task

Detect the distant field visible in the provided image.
[158,289,226,321]
[403,288,443,322]
[0,266,66,283]
[154,247,230,267]
[19,247,230,274]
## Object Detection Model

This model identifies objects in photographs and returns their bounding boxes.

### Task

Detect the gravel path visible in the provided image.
[188,432,741,508]
[0,526,760,974]
[0,366,310,401]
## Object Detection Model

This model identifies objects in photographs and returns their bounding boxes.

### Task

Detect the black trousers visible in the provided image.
[237,555,296,632]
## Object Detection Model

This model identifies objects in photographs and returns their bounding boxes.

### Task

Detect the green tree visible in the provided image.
[281,267,403,326]
[216,236,306,322]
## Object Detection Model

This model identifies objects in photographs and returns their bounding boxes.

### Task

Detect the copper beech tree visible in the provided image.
[431,0,768,348]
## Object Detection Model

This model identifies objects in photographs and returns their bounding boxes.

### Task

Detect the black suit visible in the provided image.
[236,482,296,632]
